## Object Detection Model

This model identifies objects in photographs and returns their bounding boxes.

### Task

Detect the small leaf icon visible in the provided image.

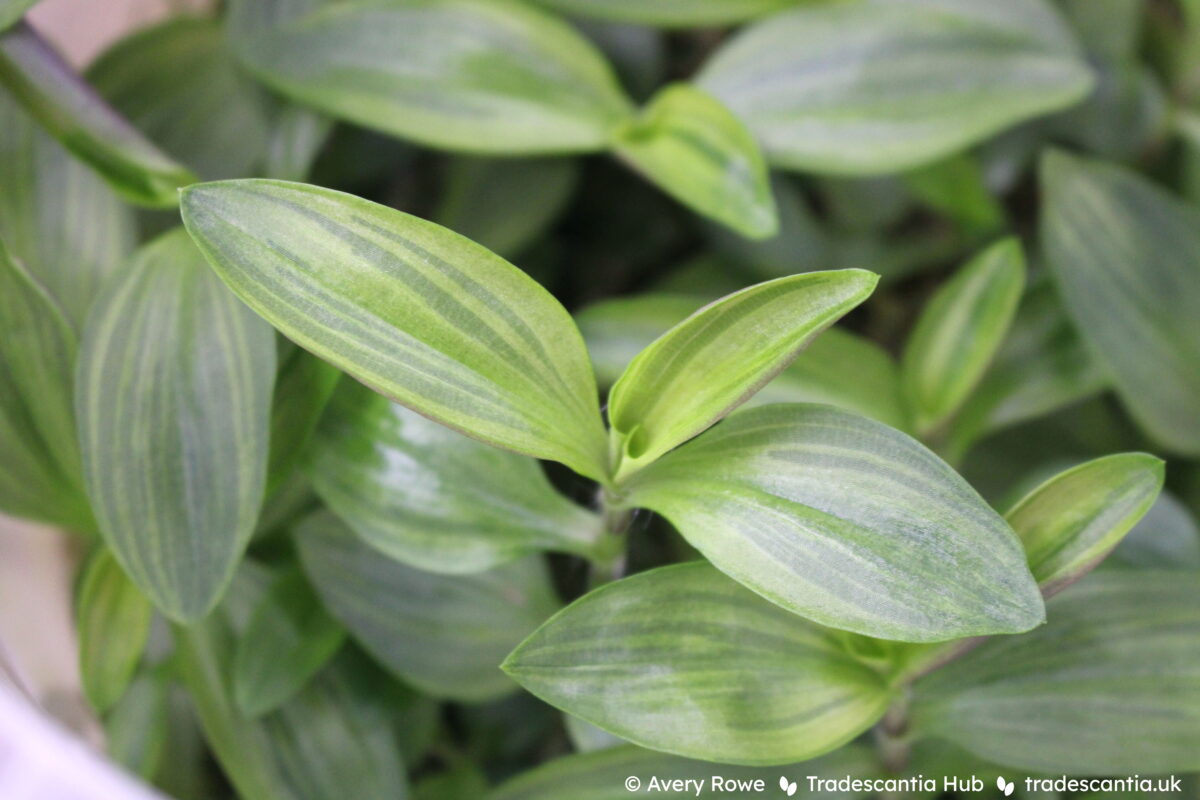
[779,777,788,791]
[778,777,797,796]
[996,776,1014,796]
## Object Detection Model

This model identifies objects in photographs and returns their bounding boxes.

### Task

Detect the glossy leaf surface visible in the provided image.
[901,238,1025,434]
[296,512,559,700]
[0,22,196,205]
[181,179,609,481]
[913,571,1200,775]
[311,381,601,573]
[698,0,1094,174]
[608,270,877,480]
[505,563,892,765]
[1041,150,1200,455]
[1005,453,1164,594]
[235,0,632,153]
[613,84,776,239]
[624,404,1044,641]
[77,229,276,620]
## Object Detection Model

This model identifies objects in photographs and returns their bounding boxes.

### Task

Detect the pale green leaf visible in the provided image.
[0,22,197,206]
[613,84,776,239]
[87,17,270,180]
[0,238,91,528]
[578,293,908,431]
[490,742,879,799]
[266,343,341,494]
[529,0,799,27]
[1110,491,1200,569]
[902,238,1025,434]
[235,0,632,153]
[698,0,1094,174]
[311,381,602,573]
[1041,150,1200,455]
[176,574,411,800]
[0,88,135,330]
[607,270,878,481]
[623,404,1044,641]
[504,562,892,765]
[77,548,152,713]
[912,571,1200,775]
[433,156,578,257]
[1005,453,1164,593]
[181,179,610,482]
[76,228,276,621]
[296,511,560,701]
[233,568,346,718]
[262,104,333,183]
[0,0,37,31]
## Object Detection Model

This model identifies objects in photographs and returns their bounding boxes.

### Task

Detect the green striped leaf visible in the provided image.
[1005,453,1164,594]
[613,84,776,239]
[181,179,610,482]
[698,0,1094,174]
[912,571,1200,775]
[87,17,270,181]
[433,156,578,258]
[0,88,135,329]
[296,511,560,701]
[0,238,92,528]
[0,0,37,31]
[1041,150,1200,455]
[529,0,798,27]
[175,570,411,800]
[901,238,1025,435]
[489,742,879,800]
[607,270,877,481]
[77,548,152,713]
[310,381,602,573]
[577,293,909,431]
[76,228,276,621]
[623,404,1044,641]
[0,22,196,206]
[233,568,346,718]
[234,0,632,153]
[504,562,892,765]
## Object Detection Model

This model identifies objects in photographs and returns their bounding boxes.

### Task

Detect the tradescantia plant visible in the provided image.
[1,0,1199,798]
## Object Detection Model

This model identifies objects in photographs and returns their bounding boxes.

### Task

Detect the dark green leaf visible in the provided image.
[624,404,1044,641]
[104,669,169,780]
[87,17,271,180]
[233,568,346,718]
[1041,150,1200,455]
[77,548,152,712]
[613,83,776,238]
[607,270,877,481]
[0,22,197,206]
[77,229,276,620]
[1110,491,1200,569]
[504,562,892,764]
[902,153,1004,232]
[698,0,1094,174]
[912,571,1200,775]
[1005,453,1163,593]
[235,0,633,153]
[181,179,610,482]
[311,381,602,573]
[266,343,341,494]
[297,511,560,700]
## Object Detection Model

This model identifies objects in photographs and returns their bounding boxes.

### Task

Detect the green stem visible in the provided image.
[587,487,632,588]
[874,690,912,791]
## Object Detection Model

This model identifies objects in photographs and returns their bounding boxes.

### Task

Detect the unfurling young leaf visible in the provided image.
[233,0,633,154]
[181,179,610,482]
[310,381,603,574]
[296,511,560,701]
[698,0,1094,174]
[76,228,276,621]
[612,83,777,239]
[504,562,893,765]
[902,238,1026,435]
[1004,452,1164,594]
[76,548,153,713]
[1041,149,1200,456]
[621,404,1045,641]
[606,270,878,481]
[0,22,197,205]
